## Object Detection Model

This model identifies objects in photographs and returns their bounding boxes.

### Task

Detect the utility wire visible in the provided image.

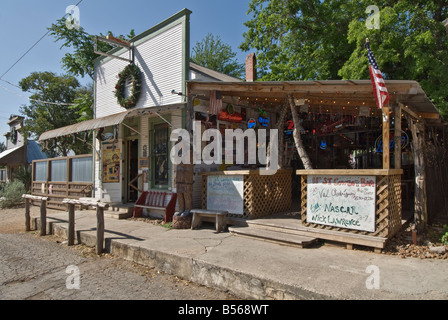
[0,0,85,82]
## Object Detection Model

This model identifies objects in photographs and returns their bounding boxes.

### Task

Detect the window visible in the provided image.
[34,162,47,182]
[71,157,92,182]
[0,169,6,182]
[50,159,67,182]
[152,123,169,187]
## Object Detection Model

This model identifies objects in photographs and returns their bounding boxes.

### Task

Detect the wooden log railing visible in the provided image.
[62,198,109,255]
[23,194,48,236]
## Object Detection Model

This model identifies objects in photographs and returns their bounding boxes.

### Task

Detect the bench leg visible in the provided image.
[216,215,226,233]
[191,213,202,230]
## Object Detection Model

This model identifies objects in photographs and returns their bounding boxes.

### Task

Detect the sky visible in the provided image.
[0,0,253,144]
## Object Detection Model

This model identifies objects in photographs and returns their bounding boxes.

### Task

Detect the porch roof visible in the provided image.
[187,79,443,122]
[39,103,186,141]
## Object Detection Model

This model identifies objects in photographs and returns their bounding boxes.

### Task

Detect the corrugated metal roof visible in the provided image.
[39,103,186,141]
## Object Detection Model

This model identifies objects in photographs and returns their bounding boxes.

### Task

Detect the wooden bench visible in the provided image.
[133,191,177,223]
[191,209,228,233]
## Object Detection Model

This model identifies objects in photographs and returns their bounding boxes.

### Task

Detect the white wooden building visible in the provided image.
[39,9,240,207]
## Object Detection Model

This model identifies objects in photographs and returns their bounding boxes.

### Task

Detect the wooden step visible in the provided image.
[228,226,318,248]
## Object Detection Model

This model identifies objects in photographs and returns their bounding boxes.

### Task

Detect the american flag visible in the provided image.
[366,39,390,109]
[209,90,222,115]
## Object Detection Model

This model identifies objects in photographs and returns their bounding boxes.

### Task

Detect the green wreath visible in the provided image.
[115,63,142,109]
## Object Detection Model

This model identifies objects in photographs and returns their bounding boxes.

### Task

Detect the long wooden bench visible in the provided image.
[133,191,177,223]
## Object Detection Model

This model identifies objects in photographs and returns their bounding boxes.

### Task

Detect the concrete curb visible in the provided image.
[34,217,329,300]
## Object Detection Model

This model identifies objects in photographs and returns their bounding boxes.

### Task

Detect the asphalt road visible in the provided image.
[0,207,238,300]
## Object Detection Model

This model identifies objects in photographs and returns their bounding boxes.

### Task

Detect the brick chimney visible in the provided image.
[245,53,257,82]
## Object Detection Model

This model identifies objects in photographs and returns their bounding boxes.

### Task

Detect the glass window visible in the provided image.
[34,162,47,181]
[50,159,67,182]
[0,169,6,181]
[152,123,169,186]
[71,157,92,182]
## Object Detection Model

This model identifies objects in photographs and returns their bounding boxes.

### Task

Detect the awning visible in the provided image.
[0,145,25,165]
[39,103,186,141]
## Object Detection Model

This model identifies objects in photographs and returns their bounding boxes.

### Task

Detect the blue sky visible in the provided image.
[0,0,253,143]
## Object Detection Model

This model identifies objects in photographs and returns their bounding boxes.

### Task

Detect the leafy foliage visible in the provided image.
[191,33,245,79]
[241,0,448,118]
[0,180,26,208]
[48,18,135,80]
[19,71,91,157]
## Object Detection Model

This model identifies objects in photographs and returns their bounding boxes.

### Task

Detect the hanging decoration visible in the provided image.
[114,63,142,109]
[10,127,17,144]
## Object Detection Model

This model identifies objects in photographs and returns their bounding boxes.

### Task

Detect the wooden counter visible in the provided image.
[199,169,292,219]
[296,168,403,243]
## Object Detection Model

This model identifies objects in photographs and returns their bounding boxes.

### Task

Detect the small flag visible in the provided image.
[209,90,222,115]
[366,39,390,109]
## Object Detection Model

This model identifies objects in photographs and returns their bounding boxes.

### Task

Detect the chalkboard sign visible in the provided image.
[207,175,244,215]
[306,175,376,232]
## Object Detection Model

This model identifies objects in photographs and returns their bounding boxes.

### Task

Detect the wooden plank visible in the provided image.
[96,206,105,255]
[67,203,75,246]
[296,169,403,176]
[394,105,402,169]
[24,198,31,232]
[382,105,390,169]
[40,199,47,236]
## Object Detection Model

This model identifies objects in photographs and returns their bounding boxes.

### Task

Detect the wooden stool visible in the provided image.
[191,209,228,233]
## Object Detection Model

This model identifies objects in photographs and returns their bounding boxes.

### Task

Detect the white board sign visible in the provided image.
[207,175,244,215]
[306,175,376,232]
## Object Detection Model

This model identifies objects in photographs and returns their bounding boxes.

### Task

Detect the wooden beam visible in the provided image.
[382,104,390,169]
[394,105,402,169]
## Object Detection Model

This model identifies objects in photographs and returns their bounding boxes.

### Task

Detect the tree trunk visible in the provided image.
[409,118,428,231]
[287,95,313,170]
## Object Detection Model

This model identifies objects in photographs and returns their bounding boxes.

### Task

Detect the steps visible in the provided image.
[104,203,134,219]
[228,219,318,248]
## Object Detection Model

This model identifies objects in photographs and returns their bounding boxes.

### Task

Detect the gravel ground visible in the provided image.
[0,205,239,300]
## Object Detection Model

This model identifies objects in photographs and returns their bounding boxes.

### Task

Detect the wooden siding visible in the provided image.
[95,22,184,119]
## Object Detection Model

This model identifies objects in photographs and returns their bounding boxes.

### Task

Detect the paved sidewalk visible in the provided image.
[35,210,448,300]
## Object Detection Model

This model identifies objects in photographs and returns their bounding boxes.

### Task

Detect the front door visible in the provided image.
[127,139,139,202]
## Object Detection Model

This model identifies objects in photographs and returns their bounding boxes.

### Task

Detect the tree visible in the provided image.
[191,33,245,79]
[19,71,91,157]
[0,142,5,153]
[48,18,135,80]
[240,0,448,118]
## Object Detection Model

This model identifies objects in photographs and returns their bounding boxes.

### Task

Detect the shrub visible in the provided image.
[442,225,448,245]
[0,180,26,208]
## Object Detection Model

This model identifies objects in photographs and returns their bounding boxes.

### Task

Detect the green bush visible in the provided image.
[0,180,26,208]
[442,225,448,245]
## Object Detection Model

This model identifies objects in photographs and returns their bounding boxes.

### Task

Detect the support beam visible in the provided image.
[394,105,402,169]
[382,104,390,169]
[288,95,313,170]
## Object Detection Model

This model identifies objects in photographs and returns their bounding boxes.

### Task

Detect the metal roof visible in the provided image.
[39,103,186,141]
[186,79,442,122]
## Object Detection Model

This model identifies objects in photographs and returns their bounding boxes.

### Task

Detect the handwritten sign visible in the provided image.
[207,175,244,215]
[306,175,376,232]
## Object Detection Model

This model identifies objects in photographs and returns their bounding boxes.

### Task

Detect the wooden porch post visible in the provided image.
[382,104,390,169]
[394,105,402,169]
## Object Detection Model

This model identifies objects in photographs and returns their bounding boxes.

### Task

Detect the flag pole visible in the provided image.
[366,37,390,169]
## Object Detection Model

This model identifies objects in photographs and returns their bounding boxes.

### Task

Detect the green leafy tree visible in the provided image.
[48,18,135,80]
[191,33,245,79]
[19,71,91,157]
[241,0,448,118]
[0,142,5,153]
